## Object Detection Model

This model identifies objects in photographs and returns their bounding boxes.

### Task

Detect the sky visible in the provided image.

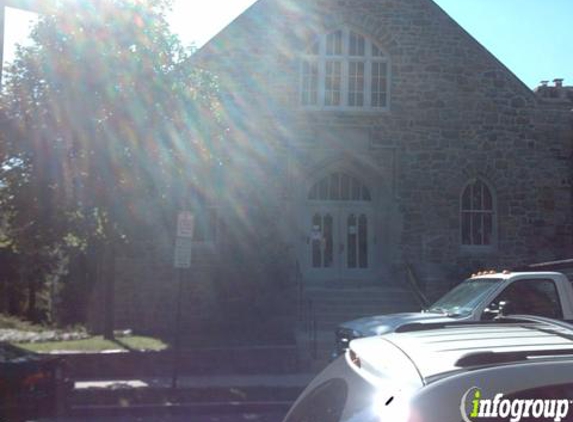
[3,0,573,89]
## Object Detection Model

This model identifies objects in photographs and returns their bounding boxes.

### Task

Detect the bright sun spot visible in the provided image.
[2,7,38,67]
[168,0,258,48]
[2,0,258,68]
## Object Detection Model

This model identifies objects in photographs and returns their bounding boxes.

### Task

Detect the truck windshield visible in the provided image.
[427,278,501,316]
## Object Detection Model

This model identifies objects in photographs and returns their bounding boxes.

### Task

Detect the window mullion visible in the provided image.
[480,183,485,245]
[299,59,305,105]
[365,58,372,108]
[342,29,349,107]
[481,212,485,245]
[342,60,349,107]
[301,30,389,110]
[385,58,390,108]
[469,210,474,245]
[319,35,325,107]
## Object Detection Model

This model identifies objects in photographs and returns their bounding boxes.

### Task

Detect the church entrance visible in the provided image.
[304,172,374,281]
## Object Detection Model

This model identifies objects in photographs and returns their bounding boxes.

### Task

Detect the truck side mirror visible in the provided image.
[497,300,509,315]
[482,306,498,320]
[482,300,511,320]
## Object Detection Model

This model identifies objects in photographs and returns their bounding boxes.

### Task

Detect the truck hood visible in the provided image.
[339,312,459,337]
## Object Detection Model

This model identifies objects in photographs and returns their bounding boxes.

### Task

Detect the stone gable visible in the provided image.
[102,0,573,333]
[195,0,572,265]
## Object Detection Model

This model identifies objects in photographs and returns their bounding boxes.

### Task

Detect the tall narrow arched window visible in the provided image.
[461,179,495,247]
[301,29,389,110]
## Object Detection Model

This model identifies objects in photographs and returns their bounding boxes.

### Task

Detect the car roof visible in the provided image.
[350,318,573,384]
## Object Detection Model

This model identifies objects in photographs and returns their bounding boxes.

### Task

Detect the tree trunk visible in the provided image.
[102,241,115,340]
[27,278,37,322]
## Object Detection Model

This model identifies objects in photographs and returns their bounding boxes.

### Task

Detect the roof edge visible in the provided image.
[427,0,538,102]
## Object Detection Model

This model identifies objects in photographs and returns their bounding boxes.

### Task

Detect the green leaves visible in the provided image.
[3,0,223,235]
[0,0,226,322]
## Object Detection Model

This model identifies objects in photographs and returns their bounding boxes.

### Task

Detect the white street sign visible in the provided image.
[177,212,195,238]
[174,236,193,269]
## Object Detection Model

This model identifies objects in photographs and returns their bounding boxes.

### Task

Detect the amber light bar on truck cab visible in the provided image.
[470,269,511,278]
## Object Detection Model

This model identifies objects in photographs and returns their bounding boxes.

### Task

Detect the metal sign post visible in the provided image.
[172,212,194,390]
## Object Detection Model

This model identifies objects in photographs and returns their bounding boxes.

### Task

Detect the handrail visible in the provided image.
[312,312,317,359]
[306,299,313,334]
[293,261,317,359]
[405,264,429,308]
[296,260,304,322]
[305,298,317,359]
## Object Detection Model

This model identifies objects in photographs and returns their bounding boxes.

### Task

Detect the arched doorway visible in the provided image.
[304,172,374,280]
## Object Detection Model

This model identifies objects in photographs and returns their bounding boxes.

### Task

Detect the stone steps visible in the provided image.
[296,283,420,365]
[310,305,416,315]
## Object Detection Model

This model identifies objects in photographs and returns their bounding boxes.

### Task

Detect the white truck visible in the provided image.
[334,265,573,356]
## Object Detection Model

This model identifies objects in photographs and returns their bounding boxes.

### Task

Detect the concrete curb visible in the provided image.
[49,345,302,379]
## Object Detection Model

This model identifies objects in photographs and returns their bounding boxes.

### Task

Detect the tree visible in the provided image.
[1,0,223,330]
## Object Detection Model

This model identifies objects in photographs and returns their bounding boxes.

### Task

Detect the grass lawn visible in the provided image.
[2,312,295,352]
[2,313,168,353]
[0,313,48,331]
[16,335,168,353]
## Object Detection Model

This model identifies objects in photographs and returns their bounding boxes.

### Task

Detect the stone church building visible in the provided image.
[97,0,573,337]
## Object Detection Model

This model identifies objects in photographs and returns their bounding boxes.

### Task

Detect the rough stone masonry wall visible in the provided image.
[105,0,573,332]
[221,0,573,272]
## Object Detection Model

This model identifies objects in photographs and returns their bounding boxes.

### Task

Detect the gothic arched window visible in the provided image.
[308,172,371,201]
[461,179,496,247]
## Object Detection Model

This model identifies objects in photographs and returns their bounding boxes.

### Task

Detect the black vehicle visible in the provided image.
[0,342,70,421]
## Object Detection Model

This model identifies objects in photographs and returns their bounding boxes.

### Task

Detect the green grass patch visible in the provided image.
[16,335,168,353]
[0,313,49,331]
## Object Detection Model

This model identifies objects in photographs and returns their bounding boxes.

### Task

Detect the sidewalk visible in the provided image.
[70,372,314,414]
[50,345,317,416]
[75,373,315,390]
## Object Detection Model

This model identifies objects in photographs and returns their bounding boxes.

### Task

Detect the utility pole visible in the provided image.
[171,210,194,389]
[1,1,6,86]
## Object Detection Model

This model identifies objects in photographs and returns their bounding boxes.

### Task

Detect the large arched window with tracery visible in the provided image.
[461,179,496,247]
[301,29,390,110]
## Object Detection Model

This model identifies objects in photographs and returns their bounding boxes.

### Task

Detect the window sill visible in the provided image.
[299,105,390,114]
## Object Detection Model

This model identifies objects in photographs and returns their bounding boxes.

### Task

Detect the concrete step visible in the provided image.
[313,301,419,307]
[314,321,354,331]
[295,330,336,369]
[311,303,419,312]
[310,310,414,322]
[304,289,414,300]
[312,313,402,325]
[300,287,420,331]
[295,281,423,368]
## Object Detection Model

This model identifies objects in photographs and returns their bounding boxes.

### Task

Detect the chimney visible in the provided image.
[540,80,549,87]
[554,78,564,88]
